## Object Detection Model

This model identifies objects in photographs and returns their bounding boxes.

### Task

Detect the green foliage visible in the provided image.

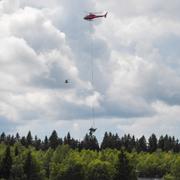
[51,145,71,164]
[137,151,175,178]
[148,134,158,153]
[99,148,118,166]
[11,162,26,180]
[101,132,121,150]
[0,146,12,179]
[49,130,59,150]
[42,136,49,151]
[137,136,147,152]
[26,131,33,147]
[58,161,84,180]
[64,132,79,149]
[164,174,176,180]
[23,151,44,180]
[114,150,137,180]
[82,134,99,150]
[43,149,53,178]
[170,156,180,180]
[87,159,113,180]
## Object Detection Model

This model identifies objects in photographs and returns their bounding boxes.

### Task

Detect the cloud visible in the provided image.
[0,116,19,133]
[0,2,99,122]
[117,101,180,138]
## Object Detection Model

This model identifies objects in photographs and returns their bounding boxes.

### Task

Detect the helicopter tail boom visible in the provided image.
[104,12,108,18]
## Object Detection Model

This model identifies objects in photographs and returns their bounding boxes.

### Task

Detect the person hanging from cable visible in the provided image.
[89,127,97,136]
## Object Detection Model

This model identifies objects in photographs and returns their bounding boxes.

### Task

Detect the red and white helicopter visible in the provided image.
[84,12,108,21]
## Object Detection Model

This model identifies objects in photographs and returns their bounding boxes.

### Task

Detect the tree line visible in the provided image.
[0,131,180,179]
[0,131,180,153]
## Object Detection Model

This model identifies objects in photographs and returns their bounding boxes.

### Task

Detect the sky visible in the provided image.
[0,0,180,141]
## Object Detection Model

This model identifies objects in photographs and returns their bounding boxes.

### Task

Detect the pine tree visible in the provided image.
[123,134,135,152]
[131,135,136,151]
[6,135,12,145]
[121,134,130,150]
[158,135,164,151]
[0,146,12,179]
[64,132,71,146]
[171,136,176,151]
[64,132,78,149]
[82,134,99,150]
[101,132,108,149]
[58,137,63,146]
[23,151,40,180]
[26,131,33,146]
[114,149,137,180]
[49,130,59,149]
[174,139,180,153]
[14,146,19,156]
[21,136,27,147]
[115,133,121,149]
[148,134,157,152]
[163,134,170,151]
[70,139,79,149]
[43,136,49,150]
[101,132,121,150]
[10,135,16,146]
[15,132,20,142]
[137,136,147,152]
[0,132,6,143]
[34,136,41,150]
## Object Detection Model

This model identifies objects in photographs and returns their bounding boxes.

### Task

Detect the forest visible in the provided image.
[0,131,179,180]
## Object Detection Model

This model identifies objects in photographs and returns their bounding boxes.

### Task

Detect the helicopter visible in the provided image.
[84,12,108,21]
[64,79,73,85]
[64,79,69,84]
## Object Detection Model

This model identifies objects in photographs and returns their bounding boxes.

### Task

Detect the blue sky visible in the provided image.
[0,0,180,140]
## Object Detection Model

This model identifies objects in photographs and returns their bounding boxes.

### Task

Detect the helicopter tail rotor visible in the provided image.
[104,12,108,18]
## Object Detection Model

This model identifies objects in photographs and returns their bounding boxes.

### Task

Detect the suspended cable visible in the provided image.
[89,21,95,129]
[83,11,108,136]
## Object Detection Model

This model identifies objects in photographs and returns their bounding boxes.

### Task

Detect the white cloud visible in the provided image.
[118,101,180,138]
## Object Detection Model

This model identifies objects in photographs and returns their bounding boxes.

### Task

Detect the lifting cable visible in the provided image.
[89,21,95,129]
